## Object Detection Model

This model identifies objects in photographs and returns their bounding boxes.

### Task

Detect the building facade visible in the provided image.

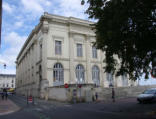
[16,13,137,97]
[0,74,16,89]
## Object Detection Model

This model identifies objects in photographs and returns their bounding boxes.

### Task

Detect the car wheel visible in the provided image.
[138,99,142,104]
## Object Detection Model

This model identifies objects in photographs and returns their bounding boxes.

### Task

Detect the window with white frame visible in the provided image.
[77,44,83,57]
[122,73,128,86]
[92,65,100,86]
[92,46,97,58]
[106,72,114,86]
[55,41,62,55]
[76,64,85,83]
[53,63,64,85]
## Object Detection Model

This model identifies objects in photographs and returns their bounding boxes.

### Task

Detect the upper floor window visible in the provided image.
[55,41,62,55]
[77,44,83,57]
[92,46,97,58]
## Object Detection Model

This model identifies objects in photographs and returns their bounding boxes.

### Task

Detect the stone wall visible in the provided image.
[96,85,156,101]
[45,84,156,102]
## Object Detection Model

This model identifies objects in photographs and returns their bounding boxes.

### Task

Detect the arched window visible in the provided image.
[75,64,85,84]
[106,72,114,87]
[92,65,100,86]
[122,73,128,86]
[53,63,64,86]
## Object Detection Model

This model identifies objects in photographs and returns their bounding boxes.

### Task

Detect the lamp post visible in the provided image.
[109,82,115,102]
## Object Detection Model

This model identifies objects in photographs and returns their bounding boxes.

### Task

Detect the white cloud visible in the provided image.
[54,0,88,19]
[0,32,27,68]
[2,2,14,13]
[21,0,44,15]
[45,1,52,6]
[4,32,26,47]
[14,21,23,28]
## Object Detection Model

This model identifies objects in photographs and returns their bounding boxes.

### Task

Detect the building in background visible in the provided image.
[16,13,137,98]
[0,74,16,90]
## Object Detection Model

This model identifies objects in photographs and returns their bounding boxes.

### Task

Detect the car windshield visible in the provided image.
[143,89,156,94]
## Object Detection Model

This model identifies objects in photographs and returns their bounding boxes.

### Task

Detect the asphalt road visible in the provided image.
[0,95,156,119]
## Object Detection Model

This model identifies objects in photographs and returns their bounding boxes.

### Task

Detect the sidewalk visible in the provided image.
[0,97,20,116]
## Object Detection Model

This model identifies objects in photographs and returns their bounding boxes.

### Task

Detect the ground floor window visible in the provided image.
[122,73,128,86]
[106,72,114,87]
[75,64,85,84]
[53,63,64,86]
[92,65,100,86]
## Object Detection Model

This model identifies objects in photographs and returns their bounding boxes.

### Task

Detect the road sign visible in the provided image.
[64,83,69,88]
[28,96,33,103]
[78,84,82,88]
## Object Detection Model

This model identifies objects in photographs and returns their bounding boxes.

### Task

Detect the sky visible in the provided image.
[0,0,155,85]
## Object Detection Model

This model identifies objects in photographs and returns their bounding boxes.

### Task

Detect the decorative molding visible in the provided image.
[47,57,69,61]
[52,35,64,43]
[74,59,86,62]
[41,21,49,33]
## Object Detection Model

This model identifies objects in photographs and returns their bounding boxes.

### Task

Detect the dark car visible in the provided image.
[137,88,156,103]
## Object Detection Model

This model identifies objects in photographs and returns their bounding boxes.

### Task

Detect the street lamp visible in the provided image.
[109,80,115,102]
[4,64,6,69]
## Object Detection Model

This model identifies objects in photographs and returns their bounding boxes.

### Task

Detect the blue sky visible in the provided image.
[0,0,155,85]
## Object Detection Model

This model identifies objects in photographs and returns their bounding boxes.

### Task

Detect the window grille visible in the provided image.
[53,63,64,85]
[92,65,100,86]
[75,64,85,83]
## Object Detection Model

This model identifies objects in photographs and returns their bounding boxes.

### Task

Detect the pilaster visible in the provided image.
[69,32,75,84]
[85,35,92,83]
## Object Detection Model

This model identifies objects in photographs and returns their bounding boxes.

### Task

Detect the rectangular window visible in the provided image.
[92,46,97,58]
[55,41,62,55]
[40,44,42,60]
[77,44,83,57]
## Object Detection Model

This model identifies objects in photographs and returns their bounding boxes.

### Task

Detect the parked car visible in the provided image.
[137,88,156,103]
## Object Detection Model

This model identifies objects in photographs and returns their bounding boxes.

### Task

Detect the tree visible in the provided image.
[82,0,156,80]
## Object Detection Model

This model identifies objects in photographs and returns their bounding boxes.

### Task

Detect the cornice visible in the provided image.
[40,12,95,28]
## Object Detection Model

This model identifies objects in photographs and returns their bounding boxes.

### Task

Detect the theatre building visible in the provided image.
[16,13,137,99]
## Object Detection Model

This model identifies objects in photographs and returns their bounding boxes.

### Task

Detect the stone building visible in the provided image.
[16,13,137,98]
[0,74,16,89]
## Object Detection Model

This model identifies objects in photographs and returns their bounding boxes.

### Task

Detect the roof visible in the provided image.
[0,74,16,77]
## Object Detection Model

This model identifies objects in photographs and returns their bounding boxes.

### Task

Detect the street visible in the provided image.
[0,95,156,119]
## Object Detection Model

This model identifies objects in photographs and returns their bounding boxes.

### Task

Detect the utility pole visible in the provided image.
[0,0,2,46]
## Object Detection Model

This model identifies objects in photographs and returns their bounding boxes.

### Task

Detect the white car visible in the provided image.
[137,88,156,103]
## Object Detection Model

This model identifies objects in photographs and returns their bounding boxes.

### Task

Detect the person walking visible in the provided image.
[1,90,4,100]
[3,88,8,100]
[95,92,98,101]
[112,87,115,102]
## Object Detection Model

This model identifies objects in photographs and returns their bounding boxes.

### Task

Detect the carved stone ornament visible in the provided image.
[42,21,49,33]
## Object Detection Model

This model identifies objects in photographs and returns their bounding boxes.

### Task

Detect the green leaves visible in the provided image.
[85,0,156,80]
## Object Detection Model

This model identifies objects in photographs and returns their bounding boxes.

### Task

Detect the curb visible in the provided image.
[0,107,20,116]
